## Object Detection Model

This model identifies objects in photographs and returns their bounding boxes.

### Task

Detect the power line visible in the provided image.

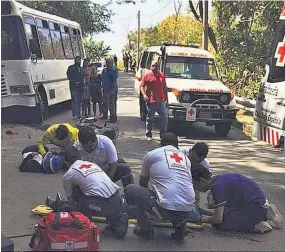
[141,0,173,17]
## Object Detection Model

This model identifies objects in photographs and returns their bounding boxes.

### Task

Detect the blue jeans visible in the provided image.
[146,101,168,138]
[71,89,82,117]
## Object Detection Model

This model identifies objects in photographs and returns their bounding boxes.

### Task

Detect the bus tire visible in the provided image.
[38,89,49,120]
[215,122,231,137]
[139,95,147,121]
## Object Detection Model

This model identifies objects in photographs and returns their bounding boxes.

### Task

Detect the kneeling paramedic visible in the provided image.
[35,123,78,156]
[192,164,284,233]
[63,146,128,239]
[74,126,134,187]
[124,133,200,241]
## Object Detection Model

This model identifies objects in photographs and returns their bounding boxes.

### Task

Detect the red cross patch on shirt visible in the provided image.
[165,150,188,172]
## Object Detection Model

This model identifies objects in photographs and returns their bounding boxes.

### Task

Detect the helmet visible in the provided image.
[43,152,64,173]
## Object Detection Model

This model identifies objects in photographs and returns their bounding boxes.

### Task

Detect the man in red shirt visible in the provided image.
[140,61,168,140]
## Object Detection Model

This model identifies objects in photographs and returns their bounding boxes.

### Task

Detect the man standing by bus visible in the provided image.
[67,56,83,119]
[140,61,168,140]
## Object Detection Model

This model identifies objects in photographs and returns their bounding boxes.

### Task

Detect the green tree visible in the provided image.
[21,1,113,35]
[83,38,111,61]
[212,0,283,98]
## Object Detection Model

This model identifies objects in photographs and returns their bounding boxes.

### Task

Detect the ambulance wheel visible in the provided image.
[215,122,231,137]
[167,121,177,134]
[139,96,147,121]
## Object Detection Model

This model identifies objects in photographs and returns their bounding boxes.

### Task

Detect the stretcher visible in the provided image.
[91,216,203,230]
[31,205,203,230]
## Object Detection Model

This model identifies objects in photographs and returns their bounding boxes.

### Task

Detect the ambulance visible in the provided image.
[134,43,238,137]
[252,4,285,146]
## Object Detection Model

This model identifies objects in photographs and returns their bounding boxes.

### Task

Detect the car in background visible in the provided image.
[91,60,106,74]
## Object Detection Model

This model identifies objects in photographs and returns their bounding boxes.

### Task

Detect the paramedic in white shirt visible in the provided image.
[62,146,128,239]
[73,126,134,187]
[124,133,200,241]
[180,142,210,170]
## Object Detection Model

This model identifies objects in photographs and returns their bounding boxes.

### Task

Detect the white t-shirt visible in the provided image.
[73,135,118,172]
[141,145,196,211]
[179,147,210,170]
[22,152,43,164]
[63,160,120,199]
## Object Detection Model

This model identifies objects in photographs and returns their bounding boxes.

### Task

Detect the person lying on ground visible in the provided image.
[124,133,200,242]
[19,146,64,173]
[62,146,128,239]
[37,123,79,156]
[191,164,284,233]
[73,126,134,188]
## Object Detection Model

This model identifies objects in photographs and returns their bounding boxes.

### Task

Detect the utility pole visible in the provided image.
[202,0,208,51]
[137,10,141,64]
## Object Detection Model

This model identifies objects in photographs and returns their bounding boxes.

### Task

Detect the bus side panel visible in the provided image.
[30,59,73,105]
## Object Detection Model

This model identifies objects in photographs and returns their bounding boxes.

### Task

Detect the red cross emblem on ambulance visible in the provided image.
[274,36,285,67]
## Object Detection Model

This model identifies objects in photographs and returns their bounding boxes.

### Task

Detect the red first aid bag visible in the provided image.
[30,211,99,251]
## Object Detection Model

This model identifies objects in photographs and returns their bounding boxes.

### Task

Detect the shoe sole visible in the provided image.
[267,204,284,229]
[254,221,272,233]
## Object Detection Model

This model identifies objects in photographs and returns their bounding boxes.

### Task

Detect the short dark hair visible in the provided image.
[78,126,97,144]
[55,124,69,139]
[192,142,209,158]
[160,133,178,147]
[64,146,81,163]
[191,163,212,182]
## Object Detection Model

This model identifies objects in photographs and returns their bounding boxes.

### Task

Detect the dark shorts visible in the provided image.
[91,90,102,104]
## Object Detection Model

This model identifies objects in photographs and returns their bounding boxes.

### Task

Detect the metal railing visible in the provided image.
[234,96,256,115]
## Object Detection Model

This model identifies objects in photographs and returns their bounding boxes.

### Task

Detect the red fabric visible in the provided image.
[140,71,166,103]
[31,212,99,251]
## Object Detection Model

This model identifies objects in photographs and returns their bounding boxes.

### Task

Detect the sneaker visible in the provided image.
[254,221,272,233]
[171,224,190,241]
[146,136,153,141]
[111,213,128,239]
[267,203,284,229]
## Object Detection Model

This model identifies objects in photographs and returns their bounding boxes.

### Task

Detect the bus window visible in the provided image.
[1,16,29,60]
[60,25,73,59]
[24,16,42,58]
[36,18,55,59]
[70,28,81,57]
[77,29,84,58]
[49,22,65,59]
[146,52,154,69]
[140,51,148,68]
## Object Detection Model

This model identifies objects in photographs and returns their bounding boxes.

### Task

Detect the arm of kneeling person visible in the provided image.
[201,205,224,224]
[106,162,117,180]
[139,175,150,188]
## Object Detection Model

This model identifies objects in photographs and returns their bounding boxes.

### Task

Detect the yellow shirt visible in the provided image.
[37,123,79,155]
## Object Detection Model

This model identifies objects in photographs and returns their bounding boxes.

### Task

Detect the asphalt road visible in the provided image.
[1,72,285,251]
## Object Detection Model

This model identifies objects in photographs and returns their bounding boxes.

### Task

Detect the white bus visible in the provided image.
[253,4,285,147]
[1,0,85,122]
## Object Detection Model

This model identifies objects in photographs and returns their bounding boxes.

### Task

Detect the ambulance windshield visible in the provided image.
[165,56,218,80]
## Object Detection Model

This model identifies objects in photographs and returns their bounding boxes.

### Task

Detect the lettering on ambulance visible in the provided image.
[259,85,279,96]
[255,109,282,126]
[188,88,223,93]
[169,52,208,58]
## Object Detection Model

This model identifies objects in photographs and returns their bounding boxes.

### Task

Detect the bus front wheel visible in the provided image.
[38,89,49,120]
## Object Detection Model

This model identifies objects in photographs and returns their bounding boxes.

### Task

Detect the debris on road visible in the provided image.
[6,130,18,135]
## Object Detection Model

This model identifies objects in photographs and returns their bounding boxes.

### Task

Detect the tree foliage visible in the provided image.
[83,38,111,61]
[123,14,203,59]
[212,0,283,98]
[21,1,113,36]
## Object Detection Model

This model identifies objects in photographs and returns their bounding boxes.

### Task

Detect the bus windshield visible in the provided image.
[165,56,219,80]
[1,16,29,60]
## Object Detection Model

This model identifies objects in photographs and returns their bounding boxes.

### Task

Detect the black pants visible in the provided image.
[112,162,134,188]
[19,145,48,173]
[124,184,188,232]
[73,187,123,226]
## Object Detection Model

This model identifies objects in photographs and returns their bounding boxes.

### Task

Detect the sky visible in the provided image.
[92,0,194,58]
